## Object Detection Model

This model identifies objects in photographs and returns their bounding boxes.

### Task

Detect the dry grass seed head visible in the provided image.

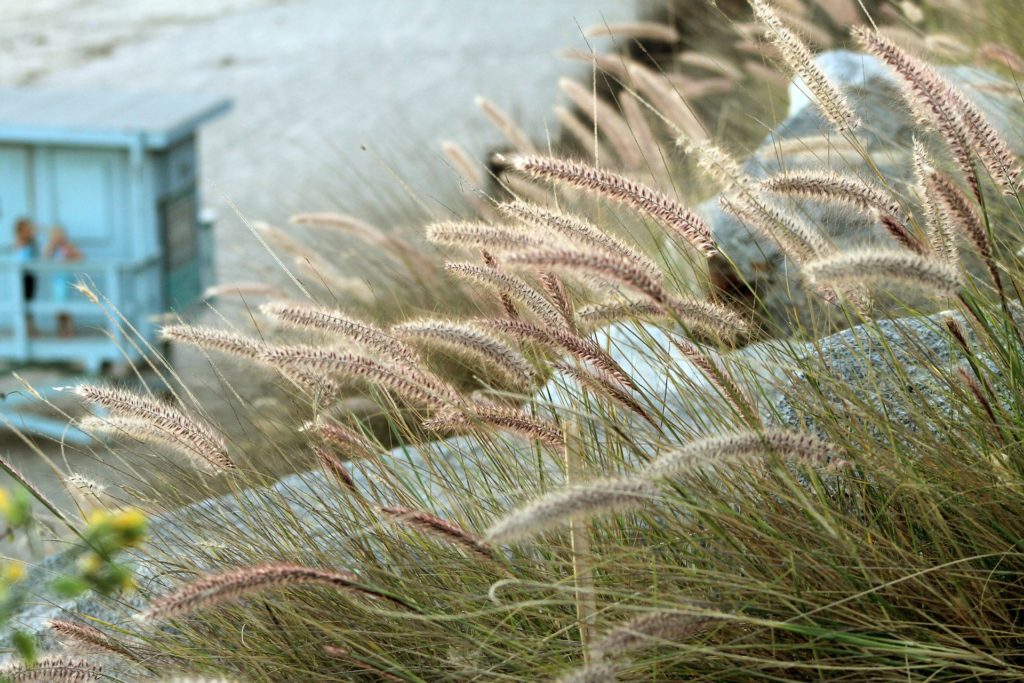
[303,418,380,459]
[75,386,232,473]
[424,405,564,449]
[139,563,364,622]
[379,505,493,558]
[644,428,836,478]
[160,324,265,360]
[505,155,717,256]
[392,318,536,389]
[498,200,659,276]
[758,170,902,219]
[259,302,418,365]
[475,95,536,153]
[914,139,961,266]
[48,619,137,660]
[804,248,963,297]
[720,194,833,263]
[750,0,860,132]
[425,221,553,253]
[445,261,567,330]
[554,362,658,428]
[482,318,638,392]
[594,609,719,656]
[260,345,463,409]
[582,20,679,43]
[485,474,657,543]
[0,657,103,682]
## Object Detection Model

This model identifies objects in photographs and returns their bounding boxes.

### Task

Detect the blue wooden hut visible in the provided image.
[0,88,231,374]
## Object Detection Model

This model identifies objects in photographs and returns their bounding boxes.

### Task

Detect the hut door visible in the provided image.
[160,192,201,308]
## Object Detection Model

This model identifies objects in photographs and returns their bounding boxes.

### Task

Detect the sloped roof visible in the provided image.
[0,88,231,149]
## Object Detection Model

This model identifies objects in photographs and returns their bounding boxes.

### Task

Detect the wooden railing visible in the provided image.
[0,256,162,368]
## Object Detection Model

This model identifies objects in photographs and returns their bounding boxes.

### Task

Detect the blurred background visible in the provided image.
[0,0,635,520]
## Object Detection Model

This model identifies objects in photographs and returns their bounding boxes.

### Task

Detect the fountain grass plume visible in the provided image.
[75,385,232,473]
[392,318,537,389]
[644,429,835,479]
[593,609,719,656]
[750,0,860,132]
[485,474,657,543]
[445,261,567,330]
[138,563,364,622]
[475,95,536,153]
[852,26,1023,197]
[500,249,749,343]
[424,405,564,449]
[482,317,638,392]
[259,302,418,364]
[803,248,963,296]
[379,505,493,559]
[577,299,667,326]
[49,619,139,661]
[498,201,659,275]
[259,345,463,409]
[302,418,380,459]
[720,194,832,263]
[582,20,679,44]
[671,339,759,425]
[425,221,552,252]
[758,170,902,219]
[914,139,961,266]
[554,362,658,428]
[160,324,265,360]
[504,155,717,257]
[0,656,102,682]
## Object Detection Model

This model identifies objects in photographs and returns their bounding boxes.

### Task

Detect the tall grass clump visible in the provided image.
[17,1,1024,680]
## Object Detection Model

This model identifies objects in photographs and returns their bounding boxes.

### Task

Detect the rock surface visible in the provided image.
[702,50,1024,331]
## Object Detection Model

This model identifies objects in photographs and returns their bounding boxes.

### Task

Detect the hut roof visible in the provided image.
[0,88,231,149]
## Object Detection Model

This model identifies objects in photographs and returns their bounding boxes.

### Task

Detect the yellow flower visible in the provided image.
[2,561,25,584]
[110,509,146,533]
[76,553,102,575]
[0,489,10,517]
[87,509,109,526]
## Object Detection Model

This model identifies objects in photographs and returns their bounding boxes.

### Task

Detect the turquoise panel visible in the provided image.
[0,145,32,247]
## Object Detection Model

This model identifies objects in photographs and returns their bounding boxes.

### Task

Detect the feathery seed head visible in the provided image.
[260,302,418,364]
[445,261,567,330]
[506,156,717,256]
[379,506,493,558]
[76,385,232,473]
[160,324,264,359]
[392,318,536,389]
[498,200,659,275]
[139,563,363,622]
[645,429,836,479]
[803,248,962,297]
[0,656,102,682]
[485,475,657,544]
[751,0,860,132]
[594,609,718,656]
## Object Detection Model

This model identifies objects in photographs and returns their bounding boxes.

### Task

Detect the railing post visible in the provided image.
[105,263,123,351]
[10,262,28,361]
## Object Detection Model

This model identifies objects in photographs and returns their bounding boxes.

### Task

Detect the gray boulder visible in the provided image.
[703,50,1024,332]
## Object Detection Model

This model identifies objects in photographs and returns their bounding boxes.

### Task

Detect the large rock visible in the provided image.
[703,50,1024,332]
